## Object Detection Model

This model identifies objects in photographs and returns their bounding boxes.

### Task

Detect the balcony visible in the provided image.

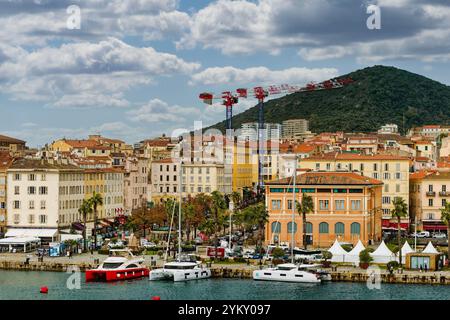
[426,191,436,197]
[439,191,449,197]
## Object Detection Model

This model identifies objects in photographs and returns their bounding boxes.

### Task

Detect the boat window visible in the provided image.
[165,265,196,270]
[102,262,123,269]
[280,274,286,277]
[126,264,138,268]
[295,275,303,278]
[277,266,295,271]
[264,273,272,276]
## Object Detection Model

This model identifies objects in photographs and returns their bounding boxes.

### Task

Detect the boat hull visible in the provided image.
[85,268,149,282]
[252,270,321,283]
[149,268,212,282]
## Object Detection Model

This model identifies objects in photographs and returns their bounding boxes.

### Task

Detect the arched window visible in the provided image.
[287,222,297,234]
[319,222,329,234]
[271,222,281,233]
[335,222,345,235]
[351,222,361,235]
[305,222,313,234]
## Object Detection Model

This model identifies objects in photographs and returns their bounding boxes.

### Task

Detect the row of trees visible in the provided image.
[77,191,103,252]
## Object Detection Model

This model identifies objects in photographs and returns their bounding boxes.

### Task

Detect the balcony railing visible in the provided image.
[439,191,449,197]
[426,191,436,197]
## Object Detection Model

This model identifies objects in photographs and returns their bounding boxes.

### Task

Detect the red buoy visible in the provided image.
[40,286,48,294]
[151,296,161,300]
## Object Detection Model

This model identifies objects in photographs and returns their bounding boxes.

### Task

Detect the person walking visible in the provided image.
[424,263,428,272]
[419,264,423,273]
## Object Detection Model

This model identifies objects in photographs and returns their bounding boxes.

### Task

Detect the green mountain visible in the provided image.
[208,65,450,134]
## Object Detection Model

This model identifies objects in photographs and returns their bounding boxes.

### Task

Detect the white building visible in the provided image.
[282,119,309,138]
[240,122,281,141]
[6,159,85,243]
[378,124,399,135]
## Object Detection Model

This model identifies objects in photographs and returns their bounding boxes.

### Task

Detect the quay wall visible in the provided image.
[1,261,450,285]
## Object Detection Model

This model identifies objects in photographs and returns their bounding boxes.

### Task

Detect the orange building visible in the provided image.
[265,172,383,248]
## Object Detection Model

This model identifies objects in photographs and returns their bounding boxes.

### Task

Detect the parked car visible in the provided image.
[432,233,447,239]
[108,240,124,248]
[142,241,157,249]
[412,231,430,238]
[194,237,203,245]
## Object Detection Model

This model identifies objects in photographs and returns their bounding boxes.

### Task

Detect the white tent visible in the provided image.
[397,241,415,264]
[422,241,439,254]
[370,240,396,264]
[346,240,366,265]
[328,239,349,262]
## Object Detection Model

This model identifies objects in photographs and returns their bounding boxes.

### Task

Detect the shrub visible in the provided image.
[387,261,399,270]
[234,257,247,263]
[272,247,286,259]
[341,244,353,252]
[272,258,284,265]
[359,249,373,264]
[386,243,399,254]
[322,251,333,261]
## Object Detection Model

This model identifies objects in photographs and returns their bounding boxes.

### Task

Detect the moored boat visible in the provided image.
[252,263,321,283]
[85,249,149,282]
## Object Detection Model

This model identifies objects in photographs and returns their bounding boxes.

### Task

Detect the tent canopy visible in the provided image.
[348,240,365,256]
[5,228,57,238]
[401,241,415,256]
[422,241,439,254]
[371,240,394,256]
[328,239,348,255]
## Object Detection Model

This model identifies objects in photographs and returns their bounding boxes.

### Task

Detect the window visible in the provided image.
[349,189,363,193]
[28,186,36,195]
[351,222,361,235]
[301,188,315,193]
[351,200,361,210]
[428,185,433,192]
[360,163,364,171]
[166,175,169,181]
[319,222,329,234]
[443,185,447,192]
[305,222,313,234]
[41,174,46,181]
[335,200,345,210]
[372,173,379,179]
[382,196,391,204]
[14,186,20,195]
[28,214,35,224]
[14,214,20,224]
[271,222,281,233]
[396,184,400,193]
[40,200,46,210]
[384,184,389,193]
[315,163,320,171]
[166,186,170,193]
[373,163,378,171]
[395,172,401,179]
[396,163,400,171]
[319,200,329,210]
[39,215,47,224]
[333,189,347,193]
[28,174,36,181]
[287,200,293,210]
[383,172,391,180]
[384,163,389,171]
[429,199,433,207]
[174,175,177,181]
[326,163,331,171]
[198,187,202,193]
[287,222,297,234]
[442,199,447,207]
[348,163,353,171]
[174,186,177,193]
[13,173,21,181]
[13,201,20,209]
[427,213,434,220]
[160,165,163,171]
[270,188,284,193]
[39,186,48,195]
[29,200,34,210]
[271,200,281,210]
[335,222,345,235]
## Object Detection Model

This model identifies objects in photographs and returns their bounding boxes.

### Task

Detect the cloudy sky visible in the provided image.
[1,0,450,147]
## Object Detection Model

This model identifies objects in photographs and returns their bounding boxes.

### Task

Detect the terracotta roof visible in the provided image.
[0,134,25,144]
[8,159,81,171]
[0,151,13,170]
[267,172,383,186]
[305,152,409,161]
[415,141,433,145]
[411,170,450,180]
[61,139,110,150]
[153,158,176,164]
[293,144,316,153]
[415,156,431,162]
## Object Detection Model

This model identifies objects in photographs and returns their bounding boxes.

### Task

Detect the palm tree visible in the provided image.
[440,202,450,259]
[242,203,268,254]
[89,191,103,251]
[391,197,408,267]
[211,191,227,259]
[296,193,314,249]
[78,199,92,252]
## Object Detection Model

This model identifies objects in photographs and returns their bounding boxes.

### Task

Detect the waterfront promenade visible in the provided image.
[1,252,450,285]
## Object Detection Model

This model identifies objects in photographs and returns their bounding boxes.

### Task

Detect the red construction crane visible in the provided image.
[199,77,354,195]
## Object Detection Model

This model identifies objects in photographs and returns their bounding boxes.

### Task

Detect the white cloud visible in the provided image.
[0,38,200,108]
[190,66,339,86]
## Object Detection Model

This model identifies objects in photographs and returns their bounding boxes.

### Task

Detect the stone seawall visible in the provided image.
[1,261,449,285]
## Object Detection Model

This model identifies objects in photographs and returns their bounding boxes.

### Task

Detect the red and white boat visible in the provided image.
[86,249,149,282]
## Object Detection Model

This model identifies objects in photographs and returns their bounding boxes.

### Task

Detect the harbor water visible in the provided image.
[0,270,449,300]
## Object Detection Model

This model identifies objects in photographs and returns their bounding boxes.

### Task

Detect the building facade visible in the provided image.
[282,119,309,139]
[265,172,383,248]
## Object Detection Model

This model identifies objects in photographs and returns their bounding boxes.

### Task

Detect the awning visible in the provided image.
[384,222,409,230]
[72,222,85,231]
[5,228,58,238]
[423,224,447,231]
[0,237,40,245]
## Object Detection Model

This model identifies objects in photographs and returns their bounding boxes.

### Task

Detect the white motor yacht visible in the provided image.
[253,263,321,283]
[298,264,332,281]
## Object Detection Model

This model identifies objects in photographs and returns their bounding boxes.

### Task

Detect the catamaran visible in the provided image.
[149,162,211,282]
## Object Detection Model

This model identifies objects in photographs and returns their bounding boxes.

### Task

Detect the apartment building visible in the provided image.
[298,153,410,228]
[149,159,179,203]
[50,139,111,158]
[0,152,13,234]
[0,134,26,156]
[265,172,383,247]
[410,170,450,233]
[240,122,281,141]
[282,119,309,139]
[123,157,149,213]
[6,159,84,242]
[182,163,228,196]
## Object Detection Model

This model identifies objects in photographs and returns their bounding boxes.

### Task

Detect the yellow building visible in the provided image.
[298,152,410,228]
[232,142,254,193]
[265,172,383,248]
[50,139,111,158]
[410,170,449,233]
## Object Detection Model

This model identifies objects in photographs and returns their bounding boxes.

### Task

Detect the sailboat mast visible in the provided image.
[178,161,182,262]
[291,156,297,264]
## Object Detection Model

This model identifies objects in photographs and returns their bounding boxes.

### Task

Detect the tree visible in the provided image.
[89,191,103,251]
[211,191,227,259]
[391,197,408,267]
[296,193,314,250]
[78,199,92,252]
[440,202,450,259]
[241,203,269,254]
